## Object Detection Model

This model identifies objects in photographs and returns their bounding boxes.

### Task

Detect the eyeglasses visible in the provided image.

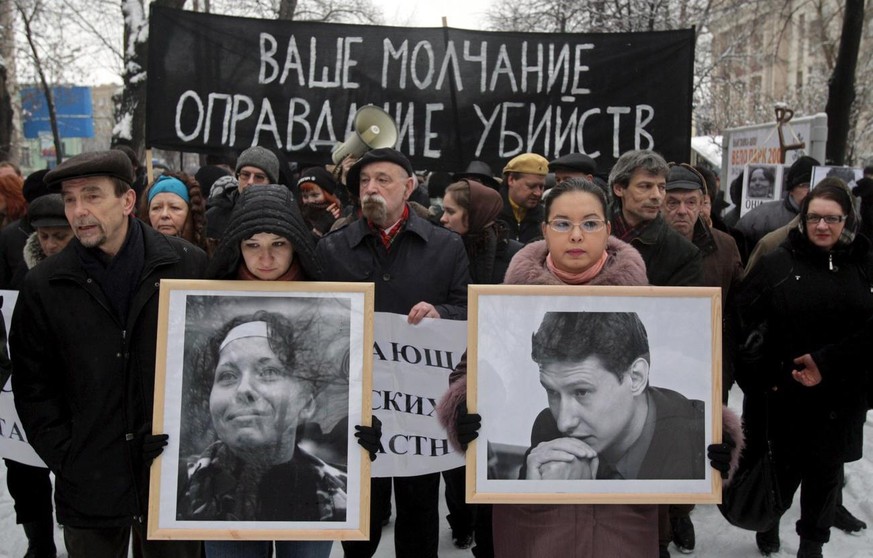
[546,218,607,234]
[238,170,269,183]
[804,213,847,225]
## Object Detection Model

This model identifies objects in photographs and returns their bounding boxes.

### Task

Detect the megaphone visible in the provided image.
[331,105,398,164]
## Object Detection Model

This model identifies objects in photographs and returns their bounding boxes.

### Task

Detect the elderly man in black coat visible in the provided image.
[10,151,206,558]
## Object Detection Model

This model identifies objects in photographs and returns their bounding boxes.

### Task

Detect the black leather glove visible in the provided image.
[455,403,481,450]
[143,433,169,465]
[707,430,735,479]
[355,416,382,461]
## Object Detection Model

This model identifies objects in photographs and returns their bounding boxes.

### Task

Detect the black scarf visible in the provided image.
[75,217,145,325]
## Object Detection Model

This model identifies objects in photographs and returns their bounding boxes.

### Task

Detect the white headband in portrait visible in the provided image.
[219,320,269,352]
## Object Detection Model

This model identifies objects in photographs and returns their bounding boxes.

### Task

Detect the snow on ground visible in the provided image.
[3,387,873,557]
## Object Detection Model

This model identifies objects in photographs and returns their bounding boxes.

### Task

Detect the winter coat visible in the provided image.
[9,226,207,527]
[496,186,544,244]
[693,219,743,302]
[440,236,657,557]
[0,219,32,289]
[618,213,704,286]
[464,225,523,285]
[9,232,48,289]
[734,228,873,463]
[437,236,743,558]
[316,206,470,319]
[736,195,799,251]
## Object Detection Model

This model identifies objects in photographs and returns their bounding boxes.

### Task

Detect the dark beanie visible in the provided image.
[195,165,232,194]
[235,146,280,184]
[23,169,50,203]
[786,156,820,190]
[205,184,323,280]
[297,167,337,195]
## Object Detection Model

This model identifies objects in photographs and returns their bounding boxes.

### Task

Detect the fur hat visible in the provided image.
[205,184,323,280]
[235,146,280,184]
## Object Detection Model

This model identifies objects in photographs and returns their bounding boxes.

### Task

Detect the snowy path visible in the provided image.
[3,389,873,557]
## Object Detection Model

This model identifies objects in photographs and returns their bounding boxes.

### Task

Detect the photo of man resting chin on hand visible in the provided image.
[520,311,705,481]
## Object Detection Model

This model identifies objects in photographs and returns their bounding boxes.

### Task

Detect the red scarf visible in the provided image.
[370,204,409,250]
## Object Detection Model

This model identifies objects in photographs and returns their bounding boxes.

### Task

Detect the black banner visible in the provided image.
[146,6,694,172]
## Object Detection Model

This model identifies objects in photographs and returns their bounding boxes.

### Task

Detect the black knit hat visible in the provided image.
[205,184,323,280]
[44,150,134,190]
[345,148,414,196]
[297,167,338,195]
[23,169,50,203]
[786,156,820,190]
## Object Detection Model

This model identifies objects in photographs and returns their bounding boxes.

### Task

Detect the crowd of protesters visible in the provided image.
[0,143,871,558]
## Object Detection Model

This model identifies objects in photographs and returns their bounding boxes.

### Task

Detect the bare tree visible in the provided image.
[825,0,864,164]
[14,0,62,163]
[0,0,18,162]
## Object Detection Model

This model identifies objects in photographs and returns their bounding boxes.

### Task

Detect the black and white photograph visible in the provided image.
[149,280,373,540]
[466,285,720,504]
[740,164,784,217]
[811,165,864,190]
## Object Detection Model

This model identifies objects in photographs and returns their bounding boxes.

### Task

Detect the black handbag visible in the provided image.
[717,393,786,531]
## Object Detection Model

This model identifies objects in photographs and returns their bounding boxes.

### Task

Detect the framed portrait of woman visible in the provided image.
[466,285,722,504]
[148,280,374,540]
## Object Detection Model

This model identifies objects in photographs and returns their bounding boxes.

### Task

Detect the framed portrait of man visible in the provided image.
[466,285,721,504]
[148,280,374,540]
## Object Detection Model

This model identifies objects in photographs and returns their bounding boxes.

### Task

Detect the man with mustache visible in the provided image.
[9,150,206,558]
[497,153,549,244]
[316,148,469,558]
[609,149,703,287]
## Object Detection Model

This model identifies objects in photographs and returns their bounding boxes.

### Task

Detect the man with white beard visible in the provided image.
[316,147,470,558]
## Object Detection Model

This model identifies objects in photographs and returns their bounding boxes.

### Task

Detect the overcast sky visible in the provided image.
[377,0,491,29]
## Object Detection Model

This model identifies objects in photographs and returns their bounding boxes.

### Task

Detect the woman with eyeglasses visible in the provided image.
[439,178,741,557]
[735,178,873,557]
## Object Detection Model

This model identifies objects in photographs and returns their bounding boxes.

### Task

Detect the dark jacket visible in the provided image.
[693,219,743,302]
[617,213,704,286]
[497,186,544,244]
[10,226,207,527]
[736,194,799,251]
[525,387,706,480]
[0,219,32,289]
[735,229,873,462]
[316,207,470,318]
[464,223,523,285]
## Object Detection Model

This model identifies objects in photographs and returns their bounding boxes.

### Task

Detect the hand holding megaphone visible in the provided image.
[332,105,398,164]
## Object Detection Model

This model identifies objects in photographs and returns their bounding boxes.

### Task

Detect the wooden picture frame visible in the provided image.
[466,285,722,505]
[148,280,374,540]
